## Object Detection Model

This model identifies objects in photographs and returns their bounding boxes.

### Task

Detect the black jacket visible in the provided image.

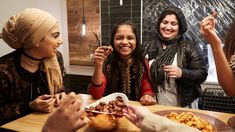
[175,37,208,106]
[146,5,208,107]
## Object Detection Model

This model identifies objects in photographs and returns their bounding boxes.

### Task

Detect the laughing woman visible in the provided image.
[89,20,156,105]
[146,6,208,109]
[0,8,66,124]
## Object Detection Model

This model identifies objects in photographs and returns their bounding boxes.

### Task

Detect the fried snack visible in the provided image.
[86,96,127,117]
[90,114,118,131]
[85,96,127,131]
[166,112,215,132]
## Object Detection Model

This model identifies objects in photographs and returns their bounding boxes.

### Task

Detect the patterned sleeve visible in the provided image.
[229,55,235,75]
[140,59,155,96]
[0,67,30,124]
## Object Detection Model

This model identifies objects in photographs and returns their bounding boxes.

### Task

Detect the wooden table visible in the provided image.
[1,94,235,132]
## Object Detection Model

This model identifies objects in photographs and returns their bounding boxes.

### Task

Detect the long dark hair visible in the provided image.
[110,20,142,64]
[224,19,235,60]
[103,20,151,94]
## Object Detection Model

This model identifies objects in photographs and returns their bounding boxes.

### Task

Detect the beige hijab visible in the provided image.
[0,8,63,94]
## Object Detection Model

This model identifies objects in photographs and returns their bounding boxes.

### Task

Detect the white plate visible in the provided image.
[85,92,128,109]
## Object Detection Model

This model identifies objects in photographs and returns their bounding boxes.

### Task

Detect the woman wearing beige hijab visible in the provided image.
[0,8,66,125]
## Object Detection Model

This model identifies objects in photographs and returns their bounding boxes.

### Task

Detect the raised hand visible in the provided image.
[200,12,221,48]
[93,45,113,66]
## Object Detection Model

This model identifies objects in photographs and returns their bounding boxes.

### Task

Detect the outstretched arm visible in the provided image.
[200,12,235,96]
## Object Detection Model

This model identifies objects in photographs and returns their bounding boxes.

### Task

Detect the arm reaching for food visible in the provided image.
[42,92,87,132]
[123,105,199,132]
[200,12,235,96]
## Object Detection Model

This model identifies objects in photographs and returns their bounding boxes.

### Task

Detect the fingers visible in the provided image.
[44,102,55,113]
[71,99,82,111]
[163,65,182,78]
[73,118,87,131]
[211,12,218,18]
[38,95,55,106]
[200,19,214,32]
[123,106,145,128]
[54,92,67,107]
[60,92,67,99]
[123,108,138,123]
[200,12,217,34]
[60,92,77,107]
[61,94,86,131]
[200,12,217,24]
[140,95,156,105]
[41,98,56,112]
[38,94,52,100]
[94,46,113,58]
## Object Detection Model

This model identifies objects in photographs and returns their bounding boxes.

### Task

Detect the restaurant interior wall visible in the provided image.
[67,0,100,66]
[0,0,69,67]
[100,0,141,44]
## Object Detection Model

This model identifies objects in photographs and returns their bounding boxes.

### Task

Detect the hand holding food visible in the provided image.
[29,94,55,113]
[93,45,113,66]
[200,12,221,47]
[123,105,150,128]
[163,64,182,79]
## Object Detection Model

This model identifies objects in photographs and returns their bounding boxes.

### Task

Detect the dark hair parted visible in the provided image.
[224,19,235,60]
[156,6,187,36]
[109,20,142,63]
[103,20,152,96]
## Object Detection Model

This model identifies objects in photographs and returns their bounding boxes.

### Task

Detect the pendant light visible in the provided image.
[120,0,123,6]
[81,0,86,35]
[76,0,88,37]
[76,0,100,45]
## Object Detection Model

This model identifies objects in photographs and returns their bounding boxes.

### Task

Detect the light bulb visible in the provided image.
[82,23,86,35]
[120,0,123,6]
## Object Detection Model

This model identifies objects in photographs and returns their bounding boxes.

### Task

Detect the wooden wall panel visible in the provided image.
[67,0,100,66]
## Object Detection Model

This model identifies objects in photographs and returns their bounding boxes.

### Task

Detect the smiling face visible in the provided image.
[113,25,136,61]
[37,23,62,58]
[159,14,179,39]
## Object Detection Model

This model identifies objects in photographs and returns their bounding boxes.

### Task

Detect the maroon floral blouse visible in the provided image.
[0,50,66,125]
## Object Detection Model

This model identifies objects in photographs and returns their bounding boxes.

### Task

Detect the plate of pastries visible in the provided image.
[84,93,128,131]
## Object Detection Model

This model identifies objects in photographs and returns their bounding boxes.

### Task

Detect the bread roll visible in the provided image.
[90,114,118,131]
